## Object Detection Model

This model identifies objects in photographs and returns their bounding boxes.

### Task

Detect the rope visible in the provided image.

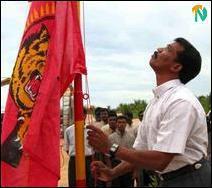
[82,1,94,125]
[82,2,97,186]
[84,76,94,124]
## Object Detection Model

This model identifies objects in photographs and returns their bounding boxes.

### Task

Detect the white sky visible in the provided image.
[1,1,211,111]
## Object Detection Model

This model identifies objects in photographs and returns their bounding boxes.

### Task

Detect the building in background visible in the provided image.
[61,85,74,138]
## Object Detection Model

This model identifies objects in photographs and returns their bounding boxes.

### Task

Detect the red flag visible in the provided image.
[1,1,86,186]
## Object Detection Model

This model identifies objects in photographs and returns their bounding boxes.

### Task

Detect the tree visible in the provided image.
[116,99,148,118]
[198,93,211,114]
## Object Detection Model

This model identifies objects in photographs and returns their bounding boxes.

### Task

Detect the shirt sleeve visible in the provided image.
[153,99,197,154]
[109,133,117,145]
[133,122,148,150]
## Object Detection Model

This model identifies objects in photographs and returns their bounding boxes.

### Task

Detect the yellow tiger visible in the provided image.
[10,25,50,144]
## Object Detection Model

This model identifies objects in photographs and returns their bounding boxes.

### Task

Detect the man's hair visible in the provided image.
[174,38,202,84]
[94,107,102,115]
[83,107,87,115]
[138,110,144,116]
[100,108,109,114]
[117,115,128,122]
[123,111,133,125]
[124,111,133,120]
[108,110,117,118]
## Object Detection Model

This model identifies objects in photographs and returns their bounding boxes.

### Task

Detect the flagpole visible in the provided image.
[74,2,86,187]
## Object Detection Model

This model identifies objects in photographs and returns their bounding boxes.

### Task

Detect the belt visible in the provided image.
[153,158,206,181]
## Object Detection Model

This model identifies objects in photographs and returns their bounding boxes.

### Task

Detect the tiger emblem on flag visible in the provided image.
[2,25,50,167]
[11,25,49,110]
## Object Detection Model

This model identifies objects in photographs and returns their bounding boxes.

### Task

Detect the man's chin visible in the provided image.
[149,58,155,66]
[149,59,157,71]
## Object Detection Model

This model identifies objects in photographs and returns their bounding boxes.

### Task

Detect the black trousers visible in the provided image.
[68,156,94,187]
[158,159,211,187]
[93,152,107,187]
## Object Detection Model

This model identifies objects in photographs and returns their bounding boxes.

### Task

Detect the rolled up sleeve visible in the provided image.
[133,122,148,150]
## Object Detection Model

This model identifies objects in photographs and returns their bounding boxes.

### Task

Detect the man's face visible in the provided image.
[95,111,101,122]
[117,118,127,133]
[138,112,143,122]
[100,110,108,122]
[108,116,117,130]
[149,41,184,74]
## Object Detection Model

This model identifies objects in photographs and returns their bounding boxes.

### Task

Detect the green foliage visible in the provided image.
[198,92,211,113]
[116,99,148,118]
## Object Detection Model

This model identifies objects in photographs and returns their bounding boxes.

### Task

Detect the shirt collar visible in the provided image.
[152,79,182,99]
[116,130,126,137]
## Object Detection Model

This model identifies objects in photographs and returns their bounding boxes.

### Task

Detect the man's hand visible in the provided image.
[86,125,111,154]
[91,161,114,182]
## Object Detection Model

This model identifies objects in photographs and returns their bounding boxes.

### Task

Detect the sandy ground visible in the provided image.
[58,139,69,187]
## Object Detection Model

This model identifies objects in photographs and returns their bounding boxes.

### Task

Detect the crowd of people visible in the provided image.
[63,107,146,187]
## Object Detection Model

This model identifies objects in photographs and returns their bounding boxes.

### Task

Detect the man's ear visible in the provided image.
[171,63,182,73]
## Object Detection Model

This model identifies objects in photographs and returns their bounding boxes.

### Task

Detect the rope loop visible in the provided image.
[83,93,89,100]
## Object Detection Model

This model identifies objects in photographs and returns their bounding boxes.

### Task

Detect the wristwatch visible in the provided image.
[109,143,119,158]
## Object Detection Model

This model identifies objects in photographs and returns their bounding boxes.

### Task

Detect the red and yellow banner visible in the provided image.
[1,1,86,186]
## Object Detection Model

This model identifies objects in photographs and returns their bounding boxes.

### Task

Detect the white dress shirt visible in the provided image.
[133,79,208,173]
[64,124,94,156]
[125,123,139,138]
[101,124,115,136]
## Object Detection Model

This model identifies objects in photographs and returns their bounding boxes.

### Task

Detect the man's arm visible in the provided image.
[91,160,134,182]
[90,148,175,182]
[112,160,134,178]
[87,125,175,172]
[115,146,175,171]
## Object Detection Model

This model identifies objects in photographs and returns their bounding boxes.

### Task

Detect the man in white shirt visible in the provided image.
[124,111,137,135]
[64,109,94,187]
[101,111,117,136]
[87,38,211,187]
[93,108,109,129]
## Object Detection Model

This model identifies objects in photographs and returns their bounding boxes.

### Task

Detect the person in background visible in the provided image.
[100,111,118,187]
[64,108,94,187]
[93,107,109,187]
[124,111,134,132]
[100,108,109,126]
[124,111,140,139]
[101,111,117,136]
[138,110,144,122]
[108,115,135,187]
[93,108,109,129]
[206,110,211,163]
[94,107,102,122]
